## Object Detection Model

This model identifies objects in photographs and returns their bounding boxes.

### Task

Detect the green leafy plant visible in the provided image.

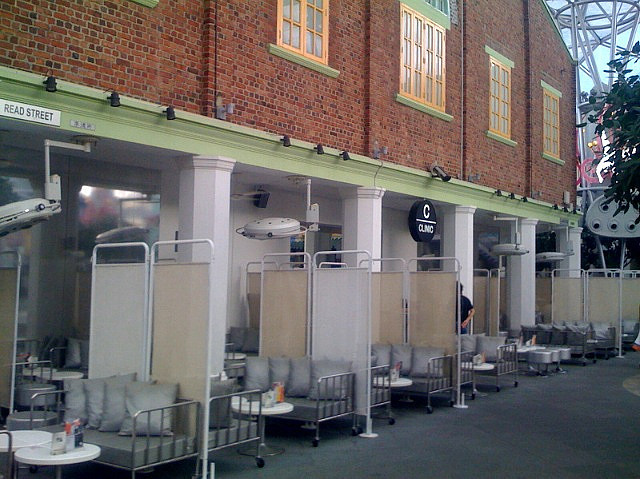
[587,41,640,223]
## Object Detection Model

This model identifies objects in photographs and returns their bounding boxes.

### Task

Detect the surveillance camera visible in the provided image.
[431,165,451,182]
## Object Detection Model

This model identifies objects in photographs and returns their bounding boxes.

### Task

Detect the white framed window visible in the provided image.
[278,0,329,64]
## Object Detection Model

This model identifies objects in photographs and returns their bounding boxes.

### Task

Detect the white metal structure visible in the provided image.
[545,0,640,96]
[545,1,640,268]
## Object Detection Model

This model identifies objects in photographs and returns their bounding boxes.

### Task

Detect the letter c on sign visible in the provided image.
[423,203,430,219]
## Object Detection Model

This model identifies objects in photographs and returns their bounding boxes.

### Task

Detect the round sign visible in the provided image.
[408,200,437,242]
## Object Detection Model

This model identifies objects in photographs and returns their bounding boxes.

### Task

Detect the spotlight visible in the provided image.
[281,135,291,147]
[562,206,569,213]
[495,189,503,197]
[522,196,528,203]
[43,76,57,92]
[215,93,234,120]
[430,165,451,182]
[572,207,578,214]
[164,106,176,120]
[467,173,481,182]
[509,192,516,200]
[314,144,325,155]
[553,204,559,210]
[340,151,351,161]
[108,91,120,107]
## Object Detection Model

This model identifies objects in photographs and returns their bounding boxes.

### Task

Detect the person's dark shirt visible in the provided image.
[456,295,474,333]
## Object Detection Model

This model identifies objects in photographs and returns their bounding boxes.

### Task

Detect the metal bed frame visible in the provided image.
[369,365,394,425]
[201,388,264,472]
[475,343,519,392]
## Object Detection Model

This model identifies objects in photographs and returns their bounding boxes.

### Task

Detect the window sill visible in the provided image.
[486,130,517,147]
[542,153,565,166]
[129,0,158,7]
[395,94,453,122]
[268,44,340,78]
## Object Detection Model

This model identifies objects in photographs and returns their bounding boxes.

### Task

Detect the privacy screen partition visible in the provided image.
[489,268,507,335]
[473,269,490,334]
[89,243,149,380]
[535,272,552,324]
[0,251,20,411]
[245,262,264,330]
[408,257,462,407]
[260,253,311,357]
[312,250,374,437]
[150,239,215,479]
[622,272,640,321]
[586,269,622,357]
[552,269,585,324]
[371,258,406,344]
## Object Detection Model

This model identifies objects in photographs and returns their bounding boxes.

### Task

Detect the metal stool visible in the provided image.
[553,347,571,373]
[15,383,56,409]
[528,350,554,376]
[6,411,59,431]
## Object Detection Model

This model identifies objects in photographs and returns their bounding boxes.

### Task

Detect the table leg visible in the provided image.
[55,464,62,479]
[238,416,284,457]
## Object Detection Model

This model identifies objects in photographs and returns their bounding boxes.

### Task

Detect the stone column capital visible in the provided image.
[179,155,236,173]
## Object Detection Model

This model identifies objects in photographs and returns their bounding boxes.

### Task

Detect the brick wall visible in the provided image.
[0,0,576,202]
[527,0,577,206]
[0,0,204,110]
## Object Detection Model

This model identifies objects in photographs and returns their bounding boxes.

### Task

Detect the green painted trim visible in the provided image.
[1,65,580,227]
[539,0,577,65]
[267,44,340,78]
[540,80,562,98]
[400,0,451,30]
[484,45,515,69]
[486,130,517,147]
[395,94,453,122]
[542,152,565,165]
[129,0,158,7]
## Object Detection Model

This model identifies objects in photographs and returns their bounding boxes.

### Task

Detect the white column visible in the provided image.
[507,219,538,330]
[178,155,235,373]
[342,187,385,271]
[442,206,476,300]
[556,226,582,275]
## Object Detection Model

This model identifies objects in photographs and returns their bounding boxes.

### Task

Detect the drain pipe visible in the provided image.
[460,0,466,179]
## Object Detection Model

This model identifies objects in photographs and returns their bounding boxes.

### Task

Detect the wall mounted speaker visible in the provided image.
[253,191,270,208]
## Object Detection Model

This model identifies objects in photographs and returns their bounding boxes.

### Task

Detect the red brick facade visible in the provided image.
[0,0,576,204]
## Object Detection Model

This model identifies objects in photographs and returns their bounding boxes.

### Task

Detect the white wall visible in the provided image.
[227,183,343,328]
[382,207,416,264]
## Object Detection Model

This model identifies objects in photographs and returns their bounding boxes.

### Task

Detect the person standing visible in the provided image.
[457,283,475,335]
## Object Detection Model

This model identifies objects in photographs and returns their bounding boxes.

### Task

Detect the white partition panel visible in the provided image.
[260,253,311,357]
[150,239,214,479]
[0,252,20,411]
[313,251,373,436]
[371,258,406,344]
[89,243,149,380]
[552,269,585,324]
[622,272,640,321]
[587,270,622,357]
[535,273,552,324]
[408,258,462,408]
[473,270,490,334]
[246,265,263,330]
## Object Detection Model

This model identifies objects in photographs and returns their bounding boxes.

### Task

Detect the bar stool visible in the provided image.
[528,350,554,376]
